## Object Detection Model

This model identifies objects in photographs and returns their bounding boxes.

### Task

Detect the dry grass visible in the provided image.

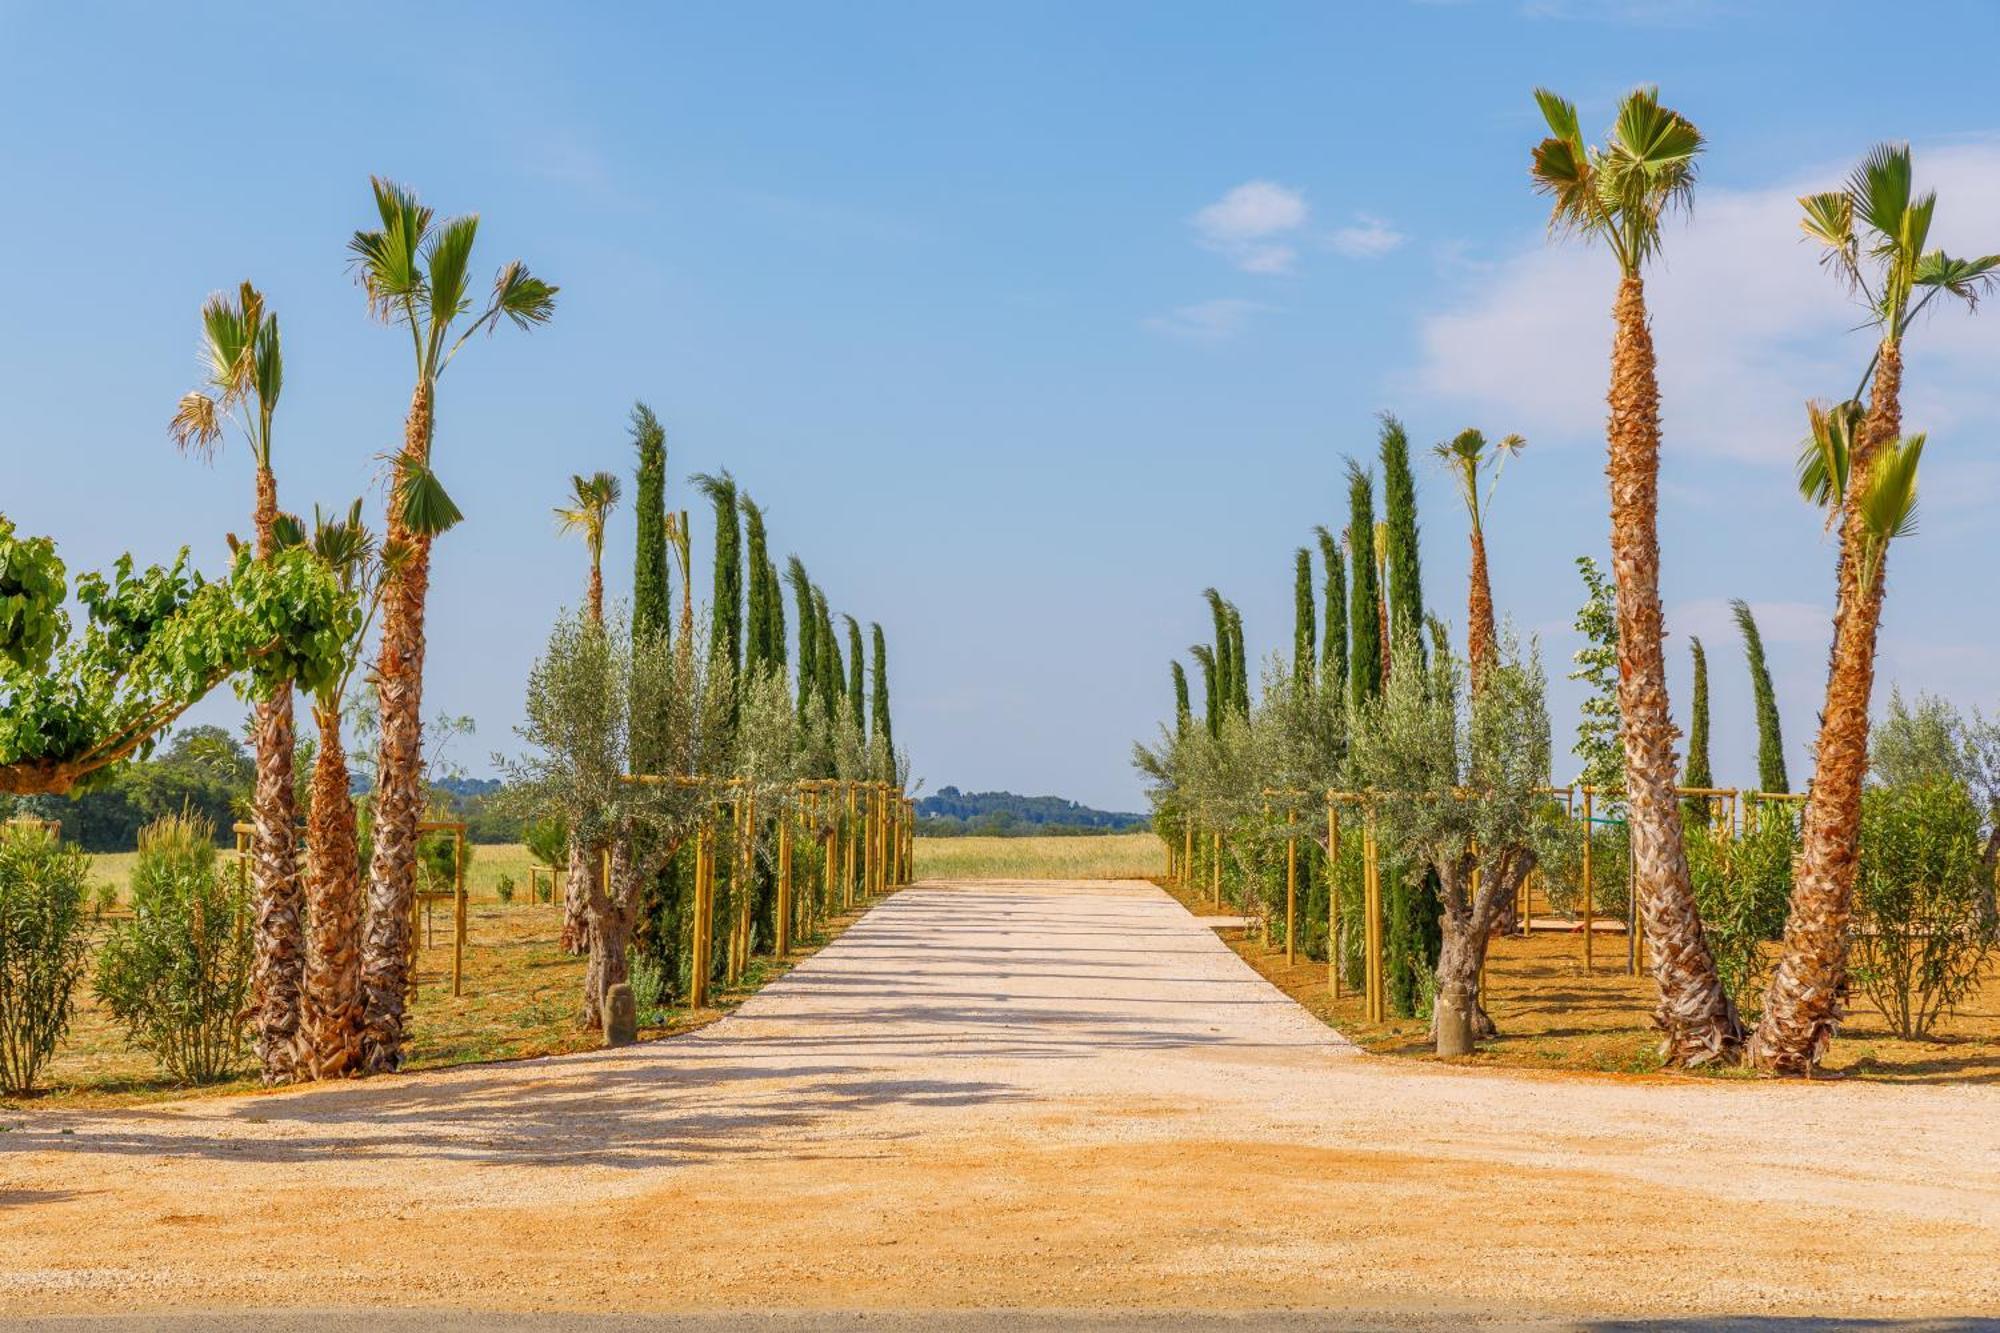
[86,841,545,908]
[1160,876,2000,1083]
[16,884,884,1110]
[915,832,1165,882]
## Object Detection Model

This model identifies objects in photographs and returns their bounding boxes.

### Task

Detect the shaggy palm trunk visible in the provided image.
[360,378,435,1073]
[1749,342,1902,1073]
[1606,274,1741,1067]
[1465,523,1496,692]
[249,467,304,1084]
[587,560,604,625]
[303,709,363,1078]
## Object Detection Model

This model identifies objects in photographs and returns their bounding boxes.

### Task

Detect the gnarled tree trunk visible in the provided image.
[360,378,435,1073]
[249,466,304,1085]
[1749,342,1903,1073]
[303,710,364,1078]
[1430,848,1532,1057]
[581,832,639,1031]
[562,833,592,955]
[1606,274,1741,1067]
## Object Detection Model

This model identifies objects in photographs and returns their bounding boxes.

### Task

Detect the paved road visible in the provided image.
[4,880,1997,1325]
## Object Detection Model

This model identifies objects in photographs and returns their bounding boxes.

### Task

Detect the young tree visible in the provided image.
[1292,548,1315,693]
[167,282,305,1082]
[631,404,670,645]
[1569,556,1624,794]
[1226,604,1249,717]
[1345,465,1382,711]
[1315,526,1348,704]
[843,615,866,733]
[1683,636,1713,825]
[1171,661,1192,737]
[1190,644,1220,739]
[785,556,818,720]
[1378,415,1426,671]
[555,472,621,625]
[740,494,774,677]
[1532,87,1738,1065]
[348,178,557,1072]
[1433,429,1525,691]
[1730,600,1788,793]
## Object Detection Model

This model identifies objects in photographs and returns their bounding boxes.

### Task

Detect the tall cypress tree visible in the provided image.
[1732,599,1789,793]
[1293,547,1315,693]
[1345,463,1382,710]
[763,552,786,677]
[870,622,892,753]
[1315,525,1347,706]
[630,403,669,645]
[1379,414,1425,673]
[1190,644,1219,738]
[786,556,816,716]
[693,471,742,689]
[1683,636,1713,825]
[1226,603,1249,716]
[814,588,842,723]
[1202,589,1232,719]
[1171,661,1192,737]
[740,493,772,678]
[844,615,866,729]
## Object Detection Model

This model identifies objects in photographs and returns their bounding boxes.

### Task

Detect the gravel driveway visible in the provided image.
[3,879,1996,1325]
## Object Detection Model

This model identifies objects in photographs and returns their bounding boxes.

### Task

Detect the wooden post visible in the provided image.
[1327,796,1341,998]
[452,829,468,998]
[1210,829,1221,910]
[777,814,793,958]
[844,784,858,907]
[1285,809,1298,966]
[1362,813,1385,1023]
[1581,788,1595,975]
[690,819,712,1010]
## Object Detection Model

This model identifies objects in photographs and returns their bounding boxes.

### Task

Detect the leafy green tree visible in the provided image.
[814,588,842,727]
[740,493,773,677]
[1569,556,1623,795]
[0,518,64,673]
[1226,604,1249,717]
[1190,644,1220,739]
[693,472,742,694]
[1730,599,1788,794]
[1292,548,1315,693]
[630,403,670,644]
[1378,415,1426,673]
[1683,636,1713,825]
[1345,464,1382,711]
[1315,526,1347,709]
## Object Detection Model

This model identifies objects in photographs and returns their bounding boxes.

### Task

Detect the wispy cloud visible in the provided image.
[1192,181,1308,274]
[1145,298,1272,342]
[1412,140,2000,462]
[1328,213,1406,259]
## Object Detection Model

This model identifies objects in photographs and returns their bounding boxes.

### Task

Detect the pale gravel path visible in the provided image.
[2,879,1997,1326]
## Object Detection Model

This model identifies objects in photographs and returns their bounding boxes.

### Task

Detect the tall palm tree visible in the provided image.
[300,502,386,1079]
[348,178,556,1072]
[1433,429,1525,692]
[1532,86,1739,1066]
[1750,146,1994,1072]
[555,472,622,624]
[169,282,306,1084]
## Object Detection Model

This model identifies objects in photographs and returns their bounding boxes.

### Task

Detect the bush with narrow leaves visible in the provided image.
[0,824,91,1095]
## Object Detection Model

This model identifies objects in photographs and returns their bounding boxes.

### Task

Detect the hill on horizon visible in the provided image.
[915,786,1148,837]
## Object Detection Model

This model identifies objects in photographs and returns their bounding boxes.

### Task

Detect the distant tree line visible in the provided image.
[915,786,1147,837]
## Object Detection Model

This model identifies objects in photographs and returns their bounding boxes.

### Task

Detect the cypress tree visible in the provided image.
[1292,547,1315,693]
[693,471,742,688]
[740,493,772,678]
[1315,525,1347,706]
[844,615,866,730]
[1378,415,1426,671]
[870,622,892,753]
[1202,588,1232,719]
[1171,661,1192,737]
[1732,599,1789,793]
[814,588,842,723]
[1226,603,1249,716]
[786,556,816,717]
[1345,463,1382,710]
[1684,636,1713,825]
[1190,644,1219,738]
[630,402,669,645]
[764,552,786,676]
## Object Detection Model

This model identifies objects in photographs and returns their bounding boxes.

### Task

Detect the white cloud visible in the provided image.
[1412,140,2000,463]
[1145,298,1272,342]
[1329,213,1407,259]
[1192,181,1308,274]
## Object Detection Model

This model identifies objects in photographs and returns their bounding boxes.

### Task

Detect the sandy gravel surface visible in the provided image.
[3,879,1997,1324]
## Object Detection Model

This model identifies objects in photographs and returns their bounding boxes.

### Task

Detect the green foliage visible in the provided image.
[1853,779,1998,1039]
[1531,86,1703,278]
[627,946,669,1024]
[92,814,252,1085]
[1568,555,1622,795]
[1683,636,1712,823]
[0,824,91,1095]
[415,828,468,895]
[870,623,892,757]
[0,518,66,673]
[524,813,570,871]
[495,873,517,905]
[786,557,818,720]
[1345,464,1382,711]
[630,402,670,644]
[1685,812,1796,1012]
[1315,526,1347,705]
[1731,599,1789,793]
[1377,415,1426,670]
[844,615,866,733]
[741,494,774,676]
[694,471,743,693]
[1170,661,1191,738]
[1292,548,1315,692]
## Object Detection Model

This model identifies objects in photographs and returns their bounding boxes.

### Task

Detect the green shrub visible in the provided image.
[1537,814,1630,924]
[92,879,119,915]
[1853,779,1997,1039]
[495,873,516,904]
[1685,813,1795,1013]
[627,947,668,1025]
[0,825,92,1095]
[524,814,568,873]
[93,814,253,1085]
[415,828,469,894]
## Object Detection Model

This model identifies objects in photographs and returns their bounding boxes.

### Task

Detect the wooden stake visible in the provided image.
[1582,788,1594,976]
[452,830,467,998]
[1327,796,1341,999]
[1285,810,1298,966]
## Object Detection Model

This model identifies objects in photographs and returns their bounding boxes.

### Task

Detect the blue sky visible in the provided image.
[5,1,2000,810]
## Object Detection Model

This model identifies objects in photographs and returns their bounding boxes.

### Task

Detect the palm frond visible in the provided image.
[1797,398,1861,520]
[395,457,464,537]
[488,260,559,331]
[1848,143,1912,242]
[1856,433,1924,588]
[349,177,430,322]
[423,214,480,340]
[1916,250,2000,307]
[169,391,223,459]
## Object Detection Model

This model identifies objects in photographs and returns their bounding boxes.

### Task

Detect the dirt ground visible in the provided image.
[3,878,1997,1323]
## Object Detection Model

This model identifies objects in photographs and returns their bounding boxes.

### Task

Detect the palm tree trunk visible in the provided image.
[249,466,304,1084]
[1749,341,1903,1073]
[587,562,604,626]
[1466,522,1497,692]
[360,378,435,1073]
[1607,274,1741,1067]
[303,707,364,1078]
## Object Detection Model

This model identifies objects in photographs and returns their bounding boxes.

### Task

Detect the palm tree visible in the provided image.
[300,502,385,1079]
[1371,521,1391,683]
[169,282,306,1084]
[1532,86,1739,1066]
[348,177,557,1072]
[555,472,622,624]
[1750,146,1995,1072]
[1433,429,1524,691]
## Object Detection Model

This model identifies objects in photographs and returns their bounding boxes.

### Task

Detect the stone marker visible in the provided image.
[603,982,637,1047]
